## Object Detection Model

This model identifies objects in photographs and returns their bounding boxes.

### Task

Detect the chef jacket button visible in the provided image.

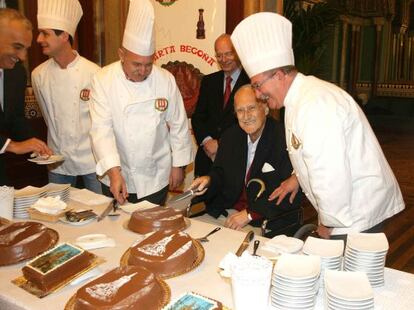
[295,173,299,177]
[305,192,309,197]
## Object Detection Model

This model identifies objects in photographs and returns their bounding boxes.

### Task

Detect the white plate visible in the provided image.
[75,234,116,250]
[14,186,47,198]
[59,216,95,226]
[303,236,344,257]
[274,254,321,279]
[347,233,389,252]
[324,270,373,301]
[28,154,64,165]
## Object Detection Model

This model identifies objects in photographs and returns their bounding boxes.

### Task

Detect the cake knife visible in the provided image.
[97,199,117,222]
[235,230,254,256]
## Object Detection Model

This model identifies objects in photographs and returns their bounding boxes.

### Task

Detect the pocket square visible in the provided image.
[262,162,275,173]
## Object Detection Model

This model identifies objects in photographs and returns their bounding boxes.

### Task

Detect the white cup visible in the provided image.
[231,255,272,310]
[0,186,14,220]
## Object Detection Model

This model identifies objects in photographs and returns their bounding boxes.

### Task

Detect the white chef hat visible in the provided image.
[37,0,83,38]
[122,0,155,56]
[231,12,294,78]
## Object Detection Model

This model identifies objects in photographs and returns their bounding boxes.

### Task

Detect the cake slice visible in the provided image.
[74,266,165,310]
[22,243,94,291]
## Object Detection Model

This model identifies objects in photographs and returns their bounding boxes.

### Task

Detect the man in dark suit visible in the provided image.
[0,8,51,185]
[191,85,302,237]
[191,34,250,177]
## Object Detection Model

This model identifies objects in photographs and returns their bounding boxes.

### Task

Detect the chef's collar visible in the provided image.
[52,50,80,69]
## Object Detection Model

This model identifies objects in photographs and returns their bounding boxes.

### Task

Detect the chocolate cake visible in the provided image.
[0,221,58,265]
[127,230,198,278]
[74,266,165,310]
[128,206,186,234]
[22,243,94,291]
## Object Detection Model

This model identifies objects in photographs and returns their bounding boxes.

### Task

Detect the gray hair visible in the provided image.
[0,8,32,31]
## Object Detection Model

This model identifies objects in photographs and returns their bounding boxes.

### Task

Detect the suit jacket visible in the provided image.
[191,69,250,176]
[201,117,302,235]
[0,63,32,185]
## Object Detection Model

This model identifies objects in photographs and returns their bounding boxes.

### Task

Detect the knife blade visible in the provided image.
[235,230,255,256]
[167,188,204,205]
[97,199,116,222]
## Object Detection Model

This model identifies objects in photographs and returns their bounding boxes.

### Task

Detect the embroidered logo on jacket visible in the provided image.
[155,98,168,111]
[291,133,302,150]
[79,89,90,101]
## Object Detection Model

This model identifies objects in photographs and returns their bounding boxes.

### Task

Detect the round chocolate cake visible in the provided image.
[74,266,166,310]
[0,221,58,265]
[127,230,198,278]
[128,206,186,234]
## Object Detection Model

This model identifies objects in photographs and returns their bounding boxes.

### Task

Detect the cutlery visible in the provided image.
[252,240,260,256]
[196,227,221,242]
[167,188,205,205]
[235,230,254,256]
[97,199,117,222]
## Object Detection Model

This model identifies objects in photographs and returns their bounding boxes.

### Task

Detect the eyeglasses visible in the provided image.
[251,72,276,91]
[215,51,234,60]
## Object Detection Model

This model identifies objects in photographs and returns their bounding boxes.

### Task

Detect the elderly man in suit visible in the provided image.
[191,34,250,177]
[190,85,302,237]
[0,8,51,185]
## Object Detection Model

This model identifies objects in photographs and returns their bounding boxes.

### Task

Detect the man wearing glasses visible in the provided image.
[231,13,404,240]
[191,34,249,177]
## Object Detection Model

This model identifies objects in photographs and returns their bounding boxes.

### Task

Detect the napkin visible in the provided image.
[262,234,304,254]
[32,196,67,214]
[70,189,112,206]
[119,200,158,213]
[261,162,275,173]
[75,234,116,250]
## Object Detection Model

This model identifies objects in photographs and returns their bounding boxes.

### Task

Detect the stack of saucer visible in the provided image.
[14,186,47,219]
[324,270,374,309]
[303,236,344,286]
[344,233,388,287]
[45,183,70,202]
[270,253,320,309]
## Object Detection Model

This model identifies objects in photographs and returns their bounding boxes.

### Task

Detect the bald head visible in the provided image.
[214,33,240,75]
[234,85,269,142]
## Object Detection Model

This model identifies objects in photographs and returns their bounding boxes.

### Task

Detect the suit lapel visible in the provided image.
[248,118,272,179]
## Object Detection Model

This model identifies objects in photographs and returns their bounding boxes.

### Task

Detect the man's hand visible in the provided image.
[189,176,210,195]
[269,174,299,205]
[169,166,185,190]
[107,167,128,204]
[6,138,53,156]
[203,139,218,161]
[225,209,251,230]
[316,224,333,239]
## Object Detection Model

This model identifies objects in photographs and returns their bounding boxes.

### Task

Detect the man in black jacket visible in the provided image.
[0,8,51,185]
[191,34,250,177]
[191,85,302,236]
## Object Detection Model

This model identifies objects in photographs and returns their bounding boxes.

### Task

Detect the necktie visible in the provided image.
[223,75,232,108]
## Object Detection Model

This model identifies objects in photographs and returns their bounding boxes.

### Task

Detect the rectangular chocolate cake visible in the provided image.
[22,243,94,291]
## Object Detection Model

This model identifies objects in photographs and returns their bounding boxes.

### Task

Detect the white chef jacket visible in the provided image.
[32,52,100,176]
[89,61,193,198]
[284,73,405,235]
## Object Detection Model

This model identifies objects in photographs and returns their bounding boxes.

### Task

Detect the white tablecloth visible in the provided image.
[0,199,413,310]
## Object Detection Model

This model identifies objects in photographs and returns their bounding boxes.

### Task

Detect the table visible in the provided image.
[0,199,413,310]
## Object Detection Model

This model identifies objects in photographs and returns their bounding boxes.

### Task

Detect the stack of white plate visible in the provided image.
[45,183,70,202]
[270,253,320,309]
[343,233,388,287]
[302,236,344,286]
[14,186,47,219]
[324,270,374,309]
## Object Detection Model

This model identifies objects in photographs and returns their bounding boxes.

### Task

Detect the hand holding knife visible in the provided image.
[97,199,118,222]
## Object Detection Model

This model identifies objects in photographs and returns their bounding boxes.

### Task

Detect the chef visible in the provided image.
[231,12,405,239]
[89,0,193,205]
[32,0,101,192]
